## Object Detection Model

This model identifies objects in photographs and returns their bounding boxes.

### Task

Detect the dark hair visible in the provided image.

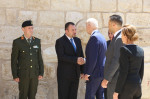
[65,22,75,30]
[110,15,123,26]
[122,25,138,42]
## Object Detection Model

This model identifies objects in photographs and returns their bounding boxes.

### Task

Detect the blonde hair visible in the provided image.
[122,25,138,42]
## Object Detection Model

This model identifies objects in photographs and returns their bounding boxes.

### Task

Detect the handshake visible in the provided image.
[77,57,85,65]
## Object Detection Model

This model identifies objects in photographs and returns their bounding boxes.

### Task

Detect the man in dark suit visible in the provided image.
[55,22,85,99]
[84,18,107,99]
[104,30,114,99]
[101,15,123,99]
[11,20,44,99]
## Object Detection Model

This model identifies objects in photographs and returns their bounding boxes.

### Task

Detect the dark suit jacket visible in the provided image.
[11,36,44,79]
[84,30,107,78]
[107,40,111,48]
[104,31,123,82]
[115,45,144,93]
[55,34,84,79]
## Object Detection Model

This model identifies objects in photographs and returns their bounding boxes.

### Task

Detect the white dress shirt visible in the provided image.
[65,34,76,48]
[114,29,122,37]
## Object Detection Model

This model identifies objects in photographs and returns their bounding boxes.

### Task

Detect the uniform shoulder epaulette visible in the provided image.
[20,36,36,40]
[21,35,24,40]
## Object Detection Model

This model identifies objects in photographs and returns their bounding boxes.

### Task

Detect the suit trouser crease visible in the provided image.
[85,77,104,99]
[58,78,79,99]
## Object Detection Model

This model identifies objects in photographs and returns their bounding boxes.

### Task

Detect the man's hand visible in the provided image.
[113,92,119,99]
[84,74,90,81]
[80,74,85,79]
[101,79,109,88]
[38,75,43,80]
[77,57,85,65]
[14,78,20,82]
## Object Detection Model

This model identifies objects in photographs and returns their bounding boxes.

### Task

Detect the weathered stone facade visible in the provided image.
[0,0,150,99]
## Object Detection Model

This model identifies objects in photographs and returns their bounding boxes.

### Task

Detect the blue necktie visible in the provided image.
[70,38,76,52]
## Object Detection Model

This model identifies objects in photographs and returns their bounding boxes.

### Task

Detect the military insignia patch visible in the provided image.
[33,45,38,48]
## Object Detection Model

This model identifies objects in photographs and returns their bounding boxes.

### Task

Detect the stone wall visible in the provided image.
[0,0,150,99]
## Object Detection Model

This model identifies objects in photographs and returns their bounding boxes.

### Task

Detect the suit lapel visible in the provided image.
[112,31,121,41]
[106,31,121,56]
[109,31,121,47]
[63,35,76,53]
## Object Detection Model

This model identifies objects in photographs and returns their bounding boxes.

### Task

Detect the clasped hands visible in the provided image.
[77,57,85,65]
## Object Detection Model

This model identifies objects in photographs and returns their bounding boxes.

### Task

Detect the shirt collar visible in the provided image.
[114,29,122,37]
[65,34,73,41]
[91,29,98,36]
[24,35,32,40]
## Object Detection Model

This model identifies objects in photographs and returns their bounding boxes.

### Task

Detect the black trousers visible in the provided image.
[119,83,142,99]
[19,77,38,99]
[57,78,79,99]
[104,88,107,99]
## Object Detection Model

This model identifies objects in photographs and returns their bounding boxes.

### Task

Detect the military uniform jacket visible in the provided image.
[11,35,44,79]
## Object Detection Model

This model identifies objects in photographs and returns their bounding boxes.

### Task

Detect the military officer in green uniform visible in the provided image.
[11,20,44,99]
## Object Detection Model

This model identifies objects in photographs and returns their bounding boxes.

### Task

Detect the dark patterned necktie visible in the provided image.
[27,38,31,44]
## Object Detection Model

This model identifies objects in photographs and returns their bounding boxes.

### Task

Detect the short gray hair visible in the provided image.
[86,18,98,28]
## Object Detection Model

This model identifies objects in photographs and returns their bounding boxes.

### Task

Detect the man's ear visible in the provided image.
[22,27,25,32]
[65,29,68,33]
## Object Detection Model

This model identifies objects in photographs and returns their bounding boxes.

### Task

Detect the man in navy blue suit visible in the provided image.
[84,18,107,99]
